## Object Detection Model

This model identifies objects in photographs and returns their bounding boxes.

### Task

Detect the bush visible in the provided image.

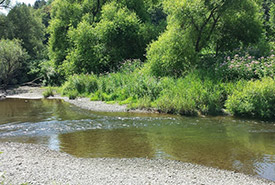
[145,26,196,77]
[43,88,54,98]
[62,74,98,96]
[155,72,227,115]
[0,39,28,88]
[216,52,275,80]
[63,2,149,76]
[226,77,275,119]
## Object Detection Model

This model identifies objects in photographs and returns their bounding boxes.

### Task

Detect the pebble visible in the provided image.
[0,142,274,185]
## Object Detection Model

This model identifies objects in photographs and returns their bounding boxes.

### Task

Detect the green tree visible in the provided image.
[0,39,28,88]
[48,0,110,68]
[7,4,45,58]
[63,2,147,75]
[146,0,263,76]
[270,3,275,40]
[0,14,9,39]
[63,20,107,76]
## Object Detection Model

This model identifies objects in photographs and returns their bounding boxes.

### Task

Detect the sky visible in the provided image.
[0,0,36,14]
[13,0,36,5]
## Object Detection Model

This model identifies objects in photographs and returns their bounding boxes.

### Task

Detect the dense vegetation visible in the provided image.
[1,0,275,119]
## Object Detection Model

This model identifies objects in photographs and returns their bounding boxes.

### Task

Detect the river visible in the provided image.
[0,98,274,181]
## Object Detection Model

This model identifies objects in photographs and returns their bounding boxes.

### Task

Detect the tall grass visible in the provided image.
[58,55,275,119]
[226,77,275,119]
[60,62,240,116]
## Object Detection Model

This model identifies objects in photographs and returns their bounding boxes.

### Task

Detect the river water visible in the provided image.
[0,98,274,181]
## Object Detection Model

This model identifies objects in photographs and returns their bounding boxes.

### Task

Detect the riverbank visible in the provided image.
[1,86,144,113]
[0,142,273,185]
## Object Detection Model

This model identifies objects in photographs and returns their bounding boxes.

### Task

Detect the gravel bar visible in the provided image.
[0,142,274,185]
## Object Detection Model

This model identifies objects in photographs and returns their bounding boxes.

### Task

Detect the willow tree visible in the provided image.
[7,4,45,58]
[146,0,263,76]
[0,39,28,87]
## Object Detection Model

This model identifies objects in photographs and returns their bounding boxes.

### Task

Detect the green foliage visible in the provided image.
[64,2,148,76]
[146,0,263,77]
[68,90,78,100]
[0,39,29,87]
[48,0,83,66]
[95,2,147,64]
[48,0,165,76]
[43,87,54,98]
[270,3,275,39]
[226,77,275,119]
[60,64,238,115]
[145,26,196,77]
[0,14,9,39]
[6,4,45,58]
[155,72,229,115]
[62,74,98,96]
[63,20,107,76]
[216,52,275,80]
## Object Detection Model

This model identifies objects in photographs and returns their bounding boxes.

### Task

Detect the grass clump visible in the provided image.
[154,72,231,116]
[61,74,98,97]
[226,77,275,119]
[43,88,54,98]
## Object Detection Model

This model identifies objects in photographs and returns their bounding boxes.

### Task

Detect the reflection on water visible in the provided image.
[0,98,275,181]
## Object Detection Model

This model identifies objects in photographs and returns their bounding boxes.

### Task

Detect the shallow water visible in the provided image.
[0,98,274,181]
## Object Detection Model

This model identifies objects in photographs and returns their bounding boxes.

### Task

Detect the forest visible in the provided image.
[1,0,275,119]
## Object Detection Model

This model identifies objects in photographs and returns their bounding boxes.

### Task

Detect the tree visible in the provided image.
[146,0,263,76]
[0,14,9,39]
[270,3,275,40]
[0,0,10,9]
[63,2,147,76]
[7,4,45,58]
[0,39,28,88]
[48,0,84,67]
[49,0,164,76]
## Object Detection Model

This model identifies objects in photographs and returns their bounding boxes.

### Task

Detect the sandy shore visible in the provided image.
[0,142,273,185]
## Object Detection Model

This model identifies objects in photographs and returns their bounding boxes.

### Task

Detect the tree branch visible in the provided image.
[195,6,219,52]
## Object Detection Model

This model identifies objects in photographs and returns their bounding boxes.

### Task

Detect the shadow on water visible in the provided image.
[0,98,274,181]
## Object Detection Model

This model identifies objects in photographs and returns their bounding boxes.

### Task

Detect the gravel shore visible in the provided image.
[3,86,129,112]
[0,142,274,185]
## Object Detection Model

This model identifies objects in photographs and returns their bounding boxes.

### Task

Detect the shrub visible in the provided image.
[145,26,196,77]
[0,39,28,88]
[215,52,275,80]
[62,74,98,96]
[68,90,78,100]
[43,88,54,98]
[155,72,228,115]
[226,77,275,119]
